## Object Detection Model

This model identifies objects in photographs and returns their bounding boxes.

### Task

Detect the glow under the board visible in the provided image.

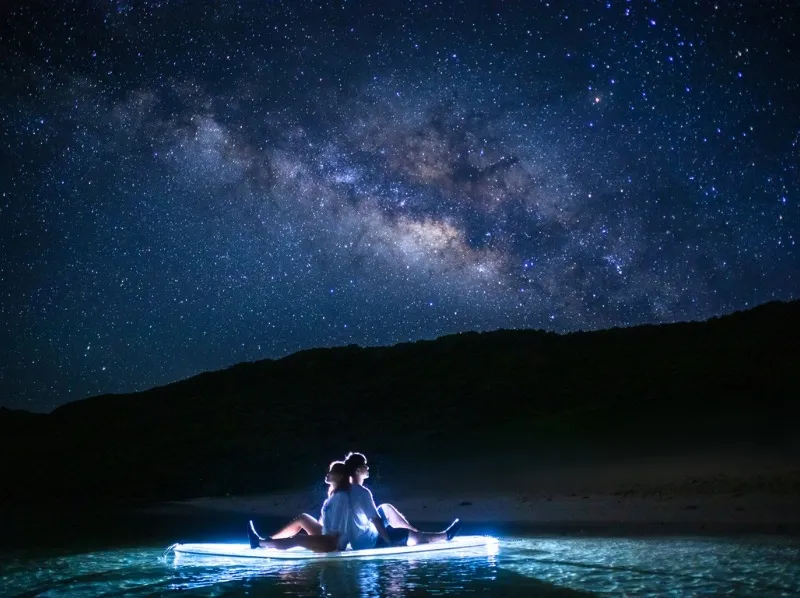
[173,536,499,561]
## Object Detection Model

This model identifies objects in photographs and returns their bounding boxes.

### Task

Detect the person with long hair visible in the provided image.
[248,461,351,553]
[343,451,461,549]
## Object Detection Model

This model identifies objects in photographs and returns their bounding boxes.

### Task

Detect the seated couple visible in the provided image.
[248,452,461,552]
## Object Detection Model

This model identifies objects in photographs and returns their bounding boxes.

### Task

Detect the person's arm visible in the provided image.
[361,487,391,543]
[372,516,392,544]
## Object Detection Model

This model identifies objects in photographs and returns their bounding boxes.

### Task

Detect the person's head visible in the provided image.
[344,452,369,485]
[326,460,351,497]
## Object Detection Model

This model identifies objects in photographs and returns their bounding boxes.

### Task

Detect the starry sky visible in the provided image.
[1,1,798,412]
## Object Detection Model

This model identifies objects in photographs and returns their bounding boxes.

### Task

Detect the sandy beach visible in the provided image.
[151,450,800,534]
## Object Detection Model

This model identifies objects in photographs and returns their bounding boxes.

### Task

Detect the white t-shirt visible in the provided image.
[348,484,380,550]
[319,491,351,550]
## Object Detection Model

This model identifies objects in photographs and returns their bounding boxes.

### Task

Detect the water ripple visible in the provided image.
[2,536,799,597]
[501,536,800,596]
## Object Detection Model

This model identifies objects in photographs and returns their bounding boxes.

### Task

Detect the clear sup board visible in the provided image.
[171,535,499,560]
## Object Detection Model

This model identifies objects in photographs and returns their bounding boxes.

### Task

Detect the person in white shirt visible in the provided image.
[344,452,461,549]
[248,461,351,552]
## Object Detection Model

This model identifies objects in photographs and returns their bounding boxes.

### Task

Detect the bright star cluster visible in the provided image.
[1,1,797,410]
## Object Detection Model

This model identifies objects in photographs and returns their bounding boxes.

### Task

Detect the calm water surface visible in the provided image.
[3,535,799,597]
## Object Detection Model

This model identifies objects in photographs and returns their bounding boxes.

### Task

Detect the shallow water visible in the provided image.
[3,535,799,597]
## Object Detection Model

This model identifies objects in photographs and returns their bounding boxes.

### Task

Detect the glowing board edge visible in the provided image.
[172,535,499,560]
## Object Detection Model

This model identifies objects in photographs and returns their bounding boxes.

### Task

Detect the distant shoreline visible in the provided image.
[146,491,800,537]
[1,450,797,553]
[146,451,800,536]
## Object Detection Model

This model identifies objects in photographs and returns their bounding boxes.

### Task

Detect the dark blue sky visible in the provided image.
[2,1,798,411]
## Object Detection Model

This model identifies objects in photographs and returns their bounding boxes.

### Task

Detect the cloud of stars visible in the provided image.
[1,1,797,410]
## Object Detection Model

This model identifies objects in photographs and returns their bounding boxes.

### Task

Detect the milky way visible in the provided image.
[1,1,798,410]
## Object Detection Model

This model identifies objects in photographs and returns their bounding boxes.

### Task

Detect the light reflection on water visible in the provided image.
[2,536,799,597]
[500,536,800,596]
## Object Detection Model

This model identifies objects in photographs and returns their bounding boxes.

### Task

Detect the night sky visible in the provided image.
[1,2,798,412]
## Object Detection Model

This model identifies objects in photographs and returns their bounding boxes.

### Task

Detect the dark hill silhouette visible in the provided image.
[2,300,798,506]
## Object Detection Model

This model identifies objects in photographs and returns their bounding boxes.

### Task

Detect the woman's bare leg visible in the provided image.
[263,534,339,553]
[377,503,418,532]
[406,519,461,545]
[270,513,322,539]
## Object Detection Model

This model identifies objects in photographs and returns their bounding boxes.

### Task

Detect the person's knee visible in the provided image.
[378,503,401,517]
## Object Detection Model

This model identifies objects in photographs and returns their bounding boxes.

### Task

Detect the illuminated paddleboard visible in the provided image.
[172,535,498,560]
